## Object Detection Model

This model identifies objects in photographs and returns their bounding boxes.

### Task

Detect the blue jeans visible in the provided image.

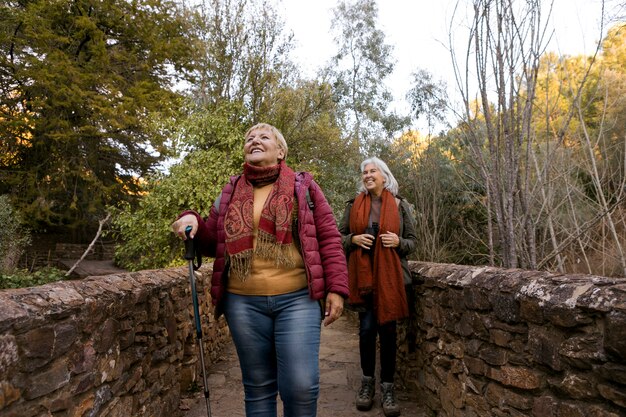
[223,288,321,417]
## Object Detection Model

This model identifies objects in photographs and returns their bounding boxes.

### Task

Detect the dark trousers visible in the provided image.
[359,309,397,383]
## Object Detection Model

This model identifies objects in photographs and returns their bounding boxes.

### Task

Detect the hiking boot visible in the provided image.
[381,382,401,417]
[355,375,375,411]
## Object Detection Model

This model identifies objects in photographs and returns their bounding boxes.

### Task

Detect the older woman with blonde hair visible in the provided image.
[172,123,349,417]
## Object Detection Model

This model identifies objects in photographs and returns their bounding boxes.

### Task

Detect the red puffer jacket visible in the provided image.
[182,172,349,314]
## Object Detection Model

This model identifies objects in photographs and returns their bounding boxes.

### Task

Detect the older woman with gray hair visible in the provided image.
[339,157,417,417]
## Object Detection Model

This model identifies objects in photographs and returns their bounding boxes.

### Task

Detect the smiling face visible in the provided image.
[362,163,386,197]
[243,126,285,167]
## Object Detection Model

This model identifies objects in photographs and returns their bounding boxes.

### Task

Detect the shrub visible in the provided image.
[0,267,67,289]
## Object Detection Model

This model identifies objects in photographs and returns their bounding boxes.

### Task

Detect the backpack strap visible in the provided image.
[213,175,240,215]
[213,193,222,213]
[305,187,314,210]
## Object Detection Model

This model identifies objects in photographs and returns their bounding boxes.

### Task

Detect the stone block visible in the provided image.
[489,328,511,347]
[443,341,465,359]
[487,366,542,390]
[465,338,483,356]
[597,362,626,385]
[439,372,465,413]
[604,311,626,361]
[94,318,120,353]
[458,311,488,340]
[532,396,556,417]
[148,298,160,322]
[69,341,96,375]
[519,296,544,324]
[586,404,624,417]
[465,392,490,416]
[0,334,18,377]
[597,383,626,408]
[550,372,597,400]
[465,376,485,394]
[464,356,486,376]
[560,329,605,366]
[423,370,440,393]
[69,394,95,417]
[528,325,564,371]
[484,382,533,410]
[72,373,95,395]
[53,322,78,358]
[24,357,70,399]
[0,381,21,410]
[478,346,508,366]
[555,401,585,417]
[18,326,55,360]
[463,287,491,311]
[545,306,592,328]
[489,293,521,323]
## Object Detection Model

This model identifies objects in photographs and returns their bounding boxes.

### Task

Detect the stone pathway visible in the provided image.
[180,313,428,417]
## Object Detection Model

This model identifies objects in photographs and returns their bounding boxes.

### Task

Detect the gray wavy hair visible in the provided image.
[357,157,399,196]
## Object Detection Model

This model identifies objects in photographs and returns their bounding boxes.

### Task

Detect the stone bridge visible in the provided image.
[0,262,624,416]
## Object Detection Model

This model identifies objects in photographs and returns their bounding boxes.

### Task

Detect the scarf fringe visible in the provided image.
[229,250,253,281]
[230,231,296,281]
[256,230,296,268]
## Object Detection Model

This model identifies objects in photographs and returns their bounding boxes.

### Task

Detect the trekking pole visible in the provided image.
[184,226,212,417]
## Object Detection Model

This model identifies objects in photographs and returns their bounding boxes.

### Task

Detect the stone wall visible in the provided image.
[398,262,626,417]
[3,260,625,417]
[0,265,229,417]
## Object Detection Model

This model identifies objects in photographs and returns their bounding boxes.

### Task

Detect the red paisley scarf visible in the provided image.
[224,160,296,280]
[348,189,408,324]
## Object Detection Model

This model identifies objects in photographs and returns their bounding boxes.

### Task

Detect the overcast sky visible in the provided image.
[278,0,611,128]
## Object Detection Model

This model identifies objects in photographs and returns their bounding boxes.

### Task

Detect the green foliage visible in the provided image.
[0,195,31,273]
[385,132,487,265]
[0,267,67,290]
[111,0,360,271]
[112,104,247,271]
[261,81,361,213]
[112,80,359,270]
[0,0,198,234]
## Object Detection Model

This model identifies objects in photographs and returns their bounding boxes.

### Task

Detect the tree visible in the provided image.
[0,0,197,236]
[188,0,297,120]
[112,0,357,270]
[328,0,406,153]
[386,131,474,263]
[263,80,361,213]
[451,0,554,268]
[0,195,30,272]
[406,68,449,136]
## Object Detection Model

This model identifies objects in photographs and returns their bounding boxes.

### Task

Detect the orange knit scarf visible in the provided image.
[348,189,408,323]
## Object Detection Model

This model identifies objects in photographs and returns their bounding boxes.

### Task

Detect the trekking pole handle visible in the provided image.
[184,226,195,260]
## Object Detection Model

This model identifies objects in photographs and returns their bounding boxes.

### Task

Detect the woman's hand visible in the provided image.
[351,233,376,250]
[380,231,399,248]
[323,292,344,327]
[171,214,198,239]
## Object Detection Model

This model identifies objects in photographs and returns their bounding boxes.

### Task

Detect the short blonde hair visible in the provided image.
[244,123,288,160]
